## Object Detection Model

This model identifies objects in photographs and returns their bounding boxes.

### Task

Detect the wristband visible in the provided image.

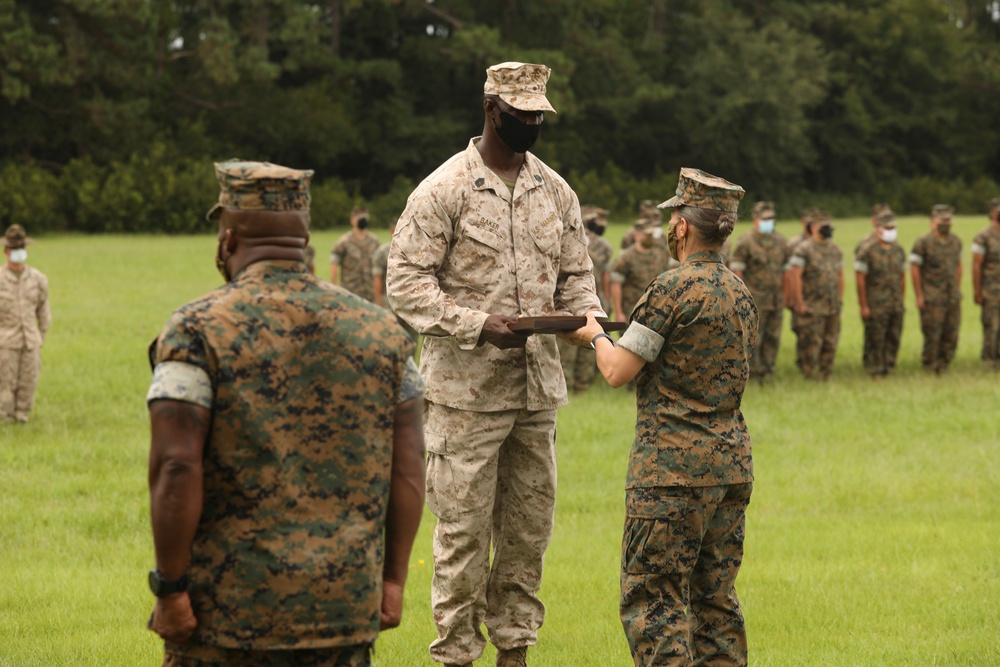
[591,332,614,350]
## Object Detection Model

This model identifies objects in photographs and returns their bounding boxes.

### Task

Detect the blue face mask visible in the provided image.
[758,219,775,234]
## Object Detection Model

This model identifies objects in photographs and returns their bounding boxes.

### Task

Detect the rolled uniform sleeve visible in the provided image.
[147,361,213,409]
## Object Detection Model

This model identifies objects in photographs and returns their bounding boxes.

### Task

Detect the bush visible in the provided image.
[0,162,64,232]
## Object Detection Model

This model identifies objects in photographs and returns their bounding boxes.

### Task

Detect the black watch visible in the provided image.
[148,569,189,597]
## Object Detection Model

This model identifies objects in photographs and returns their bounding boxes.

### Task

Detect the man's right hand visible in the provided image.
[149,592,198,643]
[478,315,528,349]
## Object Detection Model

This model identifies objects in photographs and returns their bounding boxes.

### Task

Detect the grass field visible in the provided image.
[1,216,998,666]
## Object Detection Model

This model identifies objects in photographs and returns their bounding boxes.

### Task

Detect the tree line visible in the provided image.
[1,0,998,233]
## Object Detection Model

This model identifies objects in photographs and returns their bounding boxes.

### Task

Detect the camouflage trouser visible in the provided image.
[423,402,557,665]
[796,312,840,379]
[557,337,597,393]
[980,299,1000,369]
[0,346,41,423]
[749,309,782,379]
[163,642,371,666]
[789,311,803,369]
[862,310,904,376]
[621,483,752,667]
[919,299,960,373]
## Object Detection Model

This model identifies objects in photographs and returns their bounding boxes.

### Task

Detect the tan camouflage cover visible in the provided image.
[3,224,33,247]
[483,62,556,113]
[207,160,314,221]
[658,168,745,213]
[0,264,49,350]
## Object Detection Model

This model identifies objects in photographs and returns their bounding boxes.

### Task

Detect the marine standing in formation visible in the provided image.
[788,211,843,380]
[971,198,1000,370]
[568,168,757,667]
[730,201,788,383]
[910,204,963,374]
[330,206,380,301]
[146,160,426,666]
[0,224,51,424]
[854,209,906,377]
[387,62,604,667]
[610,216,673,322]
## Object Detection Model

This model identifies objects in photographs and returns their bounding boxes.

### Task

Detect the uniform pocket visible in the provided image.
[622,492,697,576]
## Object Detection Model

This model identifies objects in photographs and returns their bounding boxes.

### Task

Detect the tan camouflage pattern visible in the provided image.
[620,483,752,667]
[147,361,213,409]
[164,642,370,666]
[0,347,40,423]
[331,231,380,302]
[855,239,906,375]
[611,244,674,319]
[149,260,421,651]
[657,168,745,213]
[386,137,604,412]
[207,160,313,221]
[623,250,757,489]
[973,225,1000,367]
[423,402,557,665]
[3,223,33,247]
[483,62,556,113]
[0,264,50,350]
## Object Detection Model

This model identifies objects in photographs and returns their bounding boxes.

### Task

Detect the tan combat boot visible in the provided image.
[496,646,528,667]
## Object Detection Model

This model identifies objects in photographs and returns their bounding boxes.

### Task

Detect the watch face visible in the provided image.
[148,569,162,596]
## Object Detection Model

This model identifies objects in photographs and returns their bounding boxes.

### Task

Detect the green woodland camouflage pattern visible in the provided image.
[658,168,745,213]
[611,244,674,319]
[730,231,788,378]
[386,137,604,412]
[163,642,370,666]
[791,239,843,379]
[910,233,962,372]
[208,160,313,220]
[149,260,420,651]
[855,238,906,375]
[331,231,380,302]
[624,251,757,489]
[972,225,1000,366]
[620,483,752,667]
[483,62,555,113]
[422,402,557,664]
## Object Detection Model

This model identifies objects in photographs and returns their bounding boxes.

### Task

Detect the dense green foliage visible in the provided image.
[1,0,998,232]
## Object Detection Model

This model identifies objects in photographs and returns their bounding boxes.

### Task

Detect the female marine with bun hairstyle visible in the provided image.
[568,168,759,667]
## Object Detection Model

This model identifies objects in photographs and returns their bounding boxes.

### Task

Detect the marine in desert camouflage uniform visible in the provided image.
[855,210,906,376]
[0,224,50,423]
[146,160,426,667]
[730,201,788,382]
[788,211,843,380]
[971,198,1000,369]
[386,62,604,667]
[910,204,962,374]
[611,217,673,323]
[568,168,757,667]
[330,206,380,301]
[558,205,612,392]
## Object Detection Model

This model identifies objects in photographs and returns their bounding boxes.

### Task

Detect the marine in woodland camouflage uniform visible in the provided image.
[784,208,820,367]
[788,211,843,380]
[971,198,1000,369]
[331,207,380,301]
[386,62,604,667]
[855,210,906,376]
[620,199,662,250]
[558,205,612,392]
[611,217,673,322]
[730,201,788,382]
[910,205,963,374]
[146,160,426,667]
[0,224,51,423]
[568,168,756,667]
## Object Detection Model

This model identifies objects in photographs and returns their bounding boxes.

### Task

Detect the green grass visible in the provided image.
[1,217,998,665]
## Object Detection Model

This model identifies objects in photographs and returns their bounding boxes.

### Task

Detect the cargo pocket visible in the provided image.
[622,491,697,576]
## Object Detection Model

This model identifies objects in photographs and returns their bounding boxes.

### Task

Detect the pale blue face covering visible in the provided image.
[758,219,775,234]
[9,249,27,263]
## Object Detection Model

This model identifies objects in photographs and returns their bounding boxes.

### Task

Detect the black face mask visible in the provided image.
[819,225,834,239]
[586,221,606,236]
[356,217,369,230]
[492,111,541,154]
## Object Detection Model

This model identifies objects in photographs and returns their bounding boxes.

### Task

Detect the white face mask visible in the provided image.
[649,227,663,239]
[758,219,775,234]
[8,249,27,264]
[879,228,898,243]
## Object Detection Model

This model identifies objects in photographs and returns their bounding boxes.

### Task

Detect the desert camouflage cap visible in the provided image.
[484,62,556,113]
[3,224,33,248]
[752,201,775,219]
[206,159,314,221]
[931,204,954,220]
[658,168,745,213]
